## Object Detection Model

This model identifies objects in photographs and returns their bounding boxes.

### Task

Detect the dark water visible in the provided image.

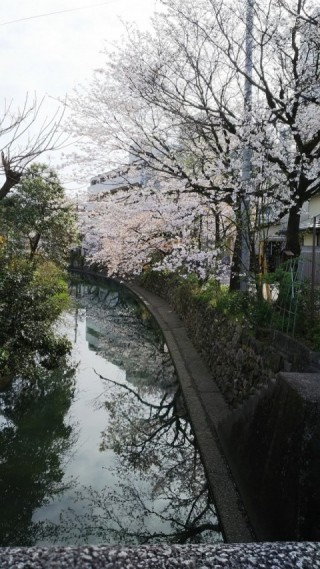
[0,276,222,546]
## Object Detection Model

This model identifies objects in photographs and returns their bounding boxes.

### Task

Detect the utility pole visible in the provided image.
[240,0,254,291]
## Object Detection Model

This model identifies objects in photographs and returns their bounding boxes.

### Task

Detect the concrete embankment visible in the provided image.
[219,372,320,541]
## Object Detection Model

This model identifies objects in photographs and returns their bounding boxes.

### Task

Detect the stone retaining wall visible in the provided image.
[141,272,320,407]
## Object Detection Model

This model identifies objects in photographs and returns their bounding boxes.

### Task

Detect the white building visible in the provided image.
[87,149,151,202]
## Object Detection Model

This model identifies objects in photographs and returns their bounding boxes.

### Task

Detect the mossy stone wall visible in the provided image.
[141,272,319,407]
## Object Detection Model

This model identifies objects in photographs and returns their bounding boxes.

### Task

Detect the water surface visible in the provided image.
[0,276,222,546]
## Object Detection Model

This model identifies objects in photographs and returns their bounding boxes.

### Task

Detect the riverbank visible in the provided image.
[69,269,320,544]
[129,272,320,542]
[4,267,315,566]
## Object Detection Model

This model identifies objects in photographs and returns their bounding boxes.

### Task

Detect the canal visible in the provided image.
[0,275,222,546]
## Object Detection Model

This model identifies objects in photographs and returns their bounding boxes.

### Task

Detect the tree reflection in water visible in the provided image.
[71,278,177,393]
[0,362,77,546]
[96,374,221,544]
[39,363,221,543]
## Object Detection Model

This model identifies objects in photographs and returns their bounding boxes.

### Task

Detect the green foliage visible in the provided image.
[212,289,250,317]
[0,254,72,388]
[195,279,222,301]
[308,320,320,351]
[258,264,320,347]
[140,267,180,295]
[0,163,76,391]
[141,269,320,350]
[0,162,78,266]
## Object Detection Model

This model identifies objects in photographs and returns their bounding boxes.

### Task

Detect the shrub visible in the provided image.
[0,255,72,388]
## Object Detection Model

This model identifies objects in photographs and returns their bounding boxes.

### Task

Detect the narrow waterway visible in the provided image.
[0,275,222,546]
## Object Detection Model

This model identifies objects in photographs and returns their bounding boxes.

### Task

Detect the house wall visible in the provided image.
[88,170,143,197]
[304,235,314,246]
[263,223,284,239]
[309,195,320,218]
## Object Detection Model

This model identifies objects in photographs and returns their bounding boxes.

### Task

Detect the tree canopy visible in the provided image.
[0,163,78,265]
[81,169,232,279]
[69,0,320,282]
[0,163,77,390]
[0,95,65,200]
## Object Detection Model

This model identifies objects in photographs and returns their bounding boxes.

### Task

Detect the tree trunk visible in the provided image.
[215,211,220,244]
[29,233,41,260]
[0,172,22,200]
[0,153,22,199]
[285,205,301,257]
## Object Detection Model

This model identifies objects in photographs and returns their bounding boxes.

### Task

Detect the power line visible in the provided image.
[0,1,117,26]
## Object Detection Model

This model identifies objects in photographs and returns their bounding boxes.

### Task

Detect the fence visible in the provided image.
[271,254,320,339]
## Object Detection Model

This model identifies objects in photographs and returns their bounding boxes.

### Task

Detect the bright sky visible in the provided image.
[0,0,159,190]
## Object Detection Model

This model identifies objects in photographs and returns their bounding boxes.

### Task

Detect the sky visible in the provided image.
[0,0,159,190]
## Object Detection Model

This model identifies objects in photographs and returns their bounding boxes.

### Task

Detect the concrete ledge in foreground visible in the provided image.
[1,543,320,568]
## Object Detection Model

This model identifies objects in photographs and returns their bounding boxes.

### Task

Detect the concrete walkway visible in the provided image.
[125,282,253,543]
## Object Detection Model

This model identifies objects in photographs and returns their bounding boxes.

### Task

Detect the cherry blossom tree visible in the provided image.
[80,170,233,279]
[187,0,320,256]
[70,0,320,286]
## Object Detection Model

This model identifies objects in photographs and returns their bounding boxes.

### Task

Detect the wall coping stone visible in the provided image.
[1,543,320,568]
